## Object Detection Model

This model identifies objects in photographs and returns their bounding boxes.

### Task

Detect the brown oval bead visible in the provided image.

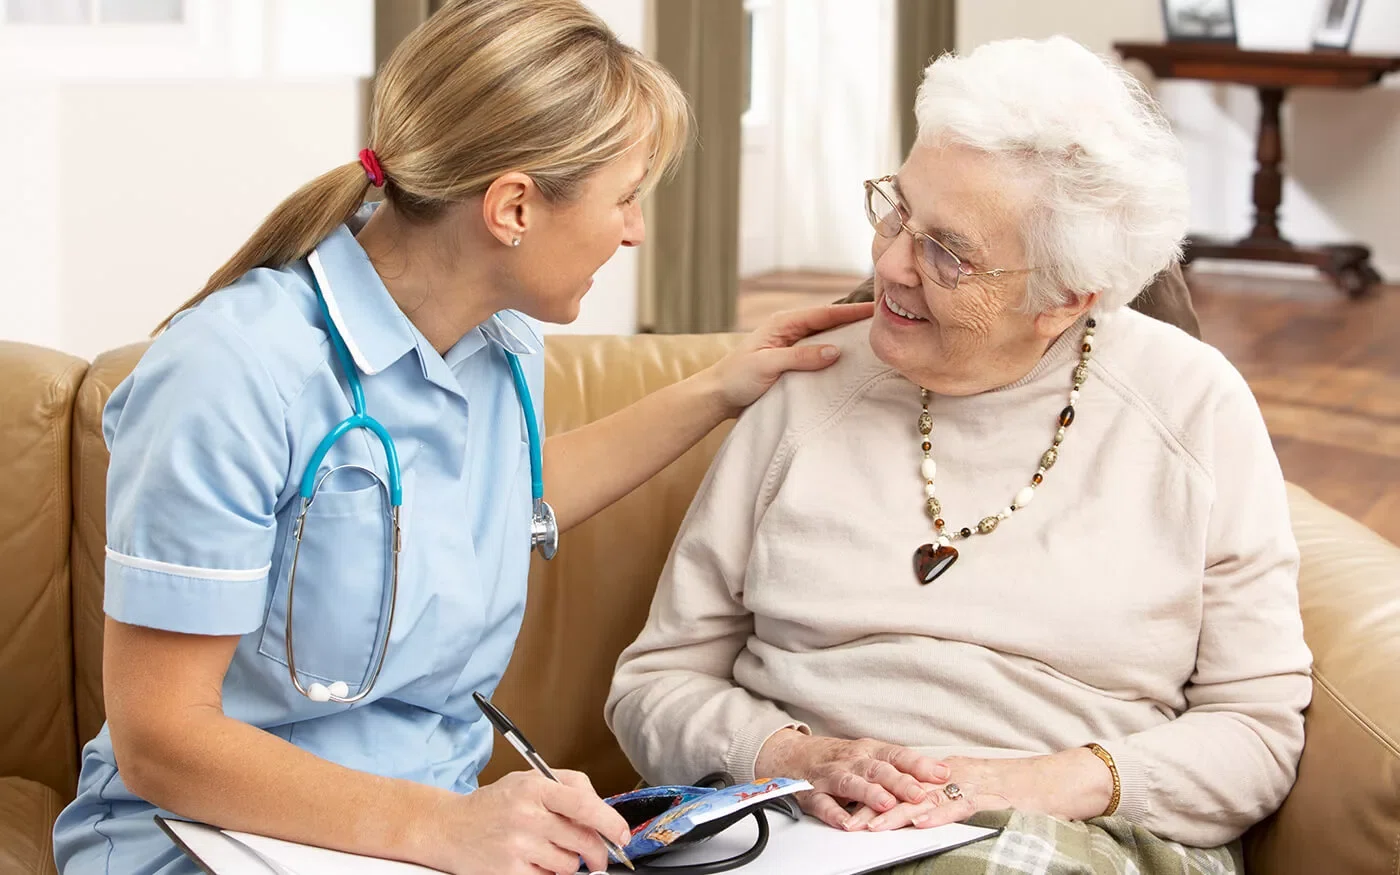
[978,516,999,534]
[959,527,972,539]
[1059,405,1075,427]
[922,441,932,452]
[1032,473,1043,485]
[1041,447,1058,470]
[1082,342,1092,353]
[934,518,945,529]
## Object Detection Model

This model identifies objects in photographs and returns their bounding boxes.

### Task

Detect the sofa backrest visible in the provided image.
[481,333,744,794]
[0,342,86,799]
[24,325,1400,875]
[69,343,148,753]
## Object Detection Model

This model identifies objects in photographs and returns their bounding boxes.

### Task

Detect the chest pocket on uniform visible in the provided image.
[257,466,415,691]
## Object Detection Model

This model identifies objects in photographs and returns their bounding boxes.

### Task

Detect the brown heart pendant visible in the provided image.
[913,543,958,584]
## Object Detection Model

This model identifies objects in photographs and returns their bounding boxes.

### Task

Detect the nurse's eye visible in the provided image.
[621,186,642,206]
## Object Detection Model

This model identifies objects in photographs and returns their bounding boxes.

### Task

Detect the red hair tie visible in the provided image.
[359,148,385,187]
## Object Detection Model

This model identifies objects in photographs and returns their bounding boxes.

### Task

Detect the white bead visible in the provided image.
[328,681,350,699]
[924,482,938,498]
[307,683,331,703]
[937,535,952,547]
[1069,390,1079,403]
[1014,486,1035,509]
[998,508,1013,520]
[920,458,937,482]
[1056,427,1067,441]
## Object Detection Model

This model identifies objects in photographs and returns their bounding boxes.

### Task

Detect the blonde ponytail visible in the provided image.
[155,0,690,334]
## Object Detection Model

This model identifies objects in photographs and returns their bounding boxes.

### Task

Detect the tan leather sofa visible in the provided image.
[3,332,1398,875]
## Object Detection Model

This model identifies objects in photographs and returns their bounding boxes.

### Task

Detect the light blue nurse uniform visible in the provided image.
[52,204,546,875]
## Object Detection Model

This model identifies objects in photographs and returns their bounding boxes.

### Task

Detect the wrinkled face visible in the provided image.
[868,142,1047,395]
[510,143,650,324]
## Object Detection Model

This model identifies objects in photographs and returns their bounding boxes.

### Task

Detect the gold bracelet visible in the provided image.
[1083,743,1121,817]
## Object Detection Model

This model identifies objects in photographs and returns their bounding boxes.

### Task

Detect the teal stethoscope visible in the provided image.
[285,250,557,705]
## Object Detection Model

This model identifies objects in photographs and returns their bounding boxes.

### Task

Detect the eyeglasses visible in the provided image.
[863,175,1037,290]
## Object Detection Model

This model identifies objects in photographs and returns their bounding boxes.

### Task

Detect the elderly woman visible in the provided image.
[605,36,1311,874]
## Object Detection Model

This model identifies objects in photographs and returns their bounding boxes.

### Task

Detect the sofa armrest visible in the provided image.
[0,777,61,875]
[1244,484,1400,875]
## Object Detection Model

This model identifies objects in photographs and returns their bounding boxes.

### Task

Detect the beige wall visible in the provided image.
[0,83,62,351]
[957,0,1400,280]
[0,81,364,361]
[959,0,1161,52]
[55,81,365,360]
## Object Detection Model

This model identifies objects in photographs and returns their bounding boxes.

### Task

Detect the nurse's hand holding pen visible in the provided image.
[423,770,631,875]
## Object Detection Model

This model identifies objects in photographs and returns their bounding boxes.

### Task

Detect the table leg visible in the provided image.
[1245,87,1285,245]
[1182,85,1382,298]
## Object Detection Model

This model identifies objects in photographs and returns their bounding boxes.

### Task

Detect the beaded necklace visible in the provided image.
[912,318,1096,584]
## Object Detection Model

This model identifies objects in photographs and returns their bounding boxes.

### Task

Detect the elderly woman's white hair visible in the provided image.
[914,36,1189,314]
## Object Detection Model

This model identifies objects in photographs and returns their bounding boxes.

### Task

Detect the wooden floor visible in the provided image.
[737,270,1400,544]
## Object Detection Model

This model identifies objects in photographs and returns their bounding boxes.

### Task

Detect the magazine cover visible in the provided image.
[605,777,812,860]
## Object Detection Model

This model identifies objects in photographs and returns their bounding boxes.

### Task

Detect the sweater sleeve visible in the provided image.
[1099,366,1313,847]
[605,389,808,787]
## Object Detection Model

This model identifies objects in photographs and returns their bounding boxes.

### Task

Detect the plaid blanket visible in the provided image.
[873,810,1242,875]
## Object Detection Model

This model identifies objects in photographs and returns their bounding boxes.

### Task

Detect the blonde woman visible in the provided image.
[50,3,870,874]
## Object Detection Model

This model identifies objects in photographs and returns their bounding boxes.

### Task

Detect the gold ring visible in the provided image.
[943,783,962,801]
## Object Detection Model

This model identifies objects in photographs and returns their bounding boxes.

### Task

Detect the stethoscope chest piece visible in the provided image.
[532,498,558,560]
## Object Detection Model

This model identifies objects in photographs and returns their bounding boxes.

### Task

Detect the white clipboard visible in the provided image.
[157,812,998,875]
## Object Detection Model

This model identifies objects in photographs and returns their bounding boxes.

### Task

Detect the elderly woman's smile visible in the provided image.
[880,292,927,323]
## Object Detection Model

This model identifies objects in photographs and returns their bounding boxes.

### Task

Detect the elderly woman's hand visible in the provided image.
[703,302,874,418]
[844,750,1115,832]
[754,729,950,829]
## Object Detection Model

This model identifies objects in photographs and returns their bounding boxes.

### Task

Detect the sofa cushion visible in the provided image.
[0,776,62,875]
[1244,484,1400,875]
[0,342,86,800]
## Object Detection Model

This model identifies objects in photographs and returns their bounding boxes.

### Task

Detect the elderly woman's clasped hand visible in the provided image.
[841,750,1116,832]
[753,729,954,829]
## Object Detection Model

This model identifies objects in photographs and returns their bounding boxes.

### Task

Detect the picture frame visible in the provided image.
[1160,0,1238,44]
[1313,0,1364,51]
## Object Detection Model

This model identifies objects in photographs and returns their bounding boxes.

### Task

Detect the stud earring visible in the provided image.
[512,237,521,247]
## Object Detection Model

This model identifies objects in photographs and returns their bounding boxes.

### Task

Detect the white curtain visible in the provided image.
[774,0,898,274]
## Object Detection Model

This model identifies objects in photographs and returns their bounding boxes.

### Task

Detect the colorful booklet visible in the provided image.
[605,777,811,861]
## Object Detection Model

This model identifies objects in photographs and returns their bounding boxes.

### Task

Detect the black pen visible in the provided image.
[472,691,635,871]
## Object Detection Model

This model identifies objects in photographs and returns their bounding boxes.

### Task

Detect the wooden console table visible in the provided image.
[1115,42,1400,297]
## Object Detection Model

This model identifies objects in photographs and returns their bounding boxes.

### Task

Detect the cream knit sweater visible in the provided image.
[605,308,1312,848]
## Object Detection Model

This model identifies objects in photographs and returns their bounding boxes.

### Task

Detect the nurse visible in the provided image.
[50,2,871,874]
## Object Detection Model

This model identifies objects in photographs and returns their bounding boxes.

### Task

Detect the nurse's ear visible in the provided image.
[481,172,538,248]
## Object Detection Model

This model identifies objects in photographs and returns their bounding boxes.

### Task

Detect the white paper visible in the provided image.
[637,813,998,875]
[159,819,444,874]
[160,811,997,875]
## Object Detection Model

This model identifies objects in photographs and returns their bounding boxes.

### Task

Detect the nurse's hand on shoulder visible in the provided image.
[707,302,875,417]
[427,769,630,875]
